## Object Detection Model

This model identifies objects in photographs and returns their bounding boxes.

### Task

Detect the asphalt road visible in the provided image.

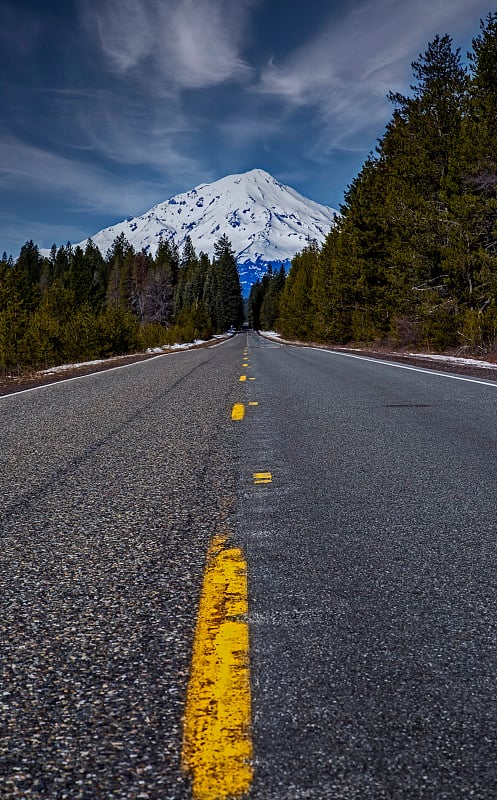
[0,339,243,799]
[3,332,497,798]
[237,334,497,800]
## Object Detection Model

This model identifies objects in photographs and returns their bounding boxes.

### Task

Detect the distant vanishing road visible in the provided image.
[2,333,497,799]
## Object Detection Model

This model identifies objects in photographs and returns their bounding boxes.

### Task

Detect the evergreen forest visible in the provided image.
[3,13,497,372]
[0,233,243,371]
[250,13,497,354]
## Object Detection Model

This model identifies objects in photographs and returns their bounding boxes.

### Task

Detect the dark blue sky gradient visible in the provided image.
[0,0,493,256]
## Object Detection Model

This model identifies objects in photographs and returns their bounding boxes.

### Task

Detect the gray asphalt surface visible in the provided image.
[3,331,497,799]
[1,339,243,799]
[238,333,497,799]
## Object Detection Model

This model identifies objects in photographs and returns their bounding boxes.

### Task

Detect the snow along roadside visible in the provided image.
[0,335,233,398]
[38,336,227,375]
[257,331,497,380]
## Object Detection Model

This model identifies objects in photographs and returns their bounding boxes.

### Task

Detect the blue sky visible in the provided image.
[0,0,493,257]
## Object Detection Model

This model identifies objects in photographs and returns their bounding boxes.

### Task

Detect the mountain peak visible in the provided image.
[235,167,275,181]
[76,169,337,293]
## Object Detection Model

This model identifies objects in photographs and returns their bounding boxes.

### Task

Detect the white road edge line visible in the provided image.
[316,348,497,389]
[0,338,231,400]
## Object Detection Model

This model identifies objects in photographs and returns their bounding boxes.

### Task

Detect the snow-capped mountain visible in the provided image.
[78,169,337,294]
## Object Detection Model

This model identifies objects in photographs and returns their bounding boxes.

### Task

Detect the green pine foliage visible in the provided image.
[277,15,497,354]
[6,15,497,368]
[248,265,286,331]
[213,234,244,330]
[0,231,243,371]
[278,244,320,339]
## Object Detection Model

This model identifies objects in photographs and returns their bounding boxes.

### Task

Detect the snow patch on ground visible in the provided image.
[38,336,228,374]
[260,331,497,369]
[405,353,497,369]
[145,339,208,353]
[40,359,107,374]
[260,331,282,339]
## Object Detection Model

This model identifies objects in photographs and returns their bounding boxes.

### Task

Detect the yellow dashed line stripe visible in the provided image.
[253,472,272,484]
[239,375,247,382]
[231,403,245,420]
[182,535,252,800]
[248,402,259,406]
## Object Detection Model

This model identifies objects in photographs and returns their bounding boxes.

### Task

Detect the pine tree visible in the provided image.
[311,226,347,342]
[85,238,109,310]
[131,249,174,326]
[388,35,467,195]
[68,246,94,306]
[202,257,220,330]
[260,265,286,330]
[467,12,497,164]
[247,280,264,329]
[441,13,497,349]
[155,238,179,289]
[0,292,27,369]
[213,234,243,330]
[12,240,43,311]
[106,235,135,310]
[175,236,198,314]
[278,243,319,340]
[97,305,139,357]
[62,305,99,363]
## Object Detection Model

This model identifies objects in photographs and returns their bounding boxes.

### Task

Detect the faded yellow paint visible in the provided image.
[239,375,247,382]
[231,403,245,420]
[182,535,252,800]
[248,377,255,381]
[253,472,272,484]
[242,363,249,367]
[248,402,259,406]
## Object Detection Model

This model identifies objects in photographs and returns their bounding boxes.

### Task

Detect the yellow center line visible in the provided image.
[182,535,252,800]
[231,403,245,420]
[253,472,272,484]
[248,377,255,381]
[248,401,259,406]
[239,375,247,382]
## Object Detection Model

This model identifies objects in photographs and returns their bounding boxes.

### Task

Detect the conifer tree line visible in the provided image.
[254,13,497,353]
[0,232,243,370]
[247,264,286,331]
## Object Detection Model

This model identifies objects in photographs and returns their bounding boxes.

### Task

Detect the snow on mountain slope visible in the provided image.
[75,169,337,294]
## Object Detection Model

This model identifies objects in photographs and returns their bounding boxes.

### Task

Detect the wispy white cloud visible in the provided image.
[255,0,492,152]
[1,0,492,255]
[83,0,259,90]
[58,87,197,171]
[0,137,177,217]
